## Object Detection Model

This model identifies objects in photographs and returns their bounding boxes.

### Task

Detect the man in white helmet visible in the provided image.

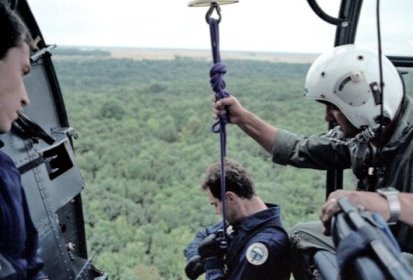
[213,44,413,278]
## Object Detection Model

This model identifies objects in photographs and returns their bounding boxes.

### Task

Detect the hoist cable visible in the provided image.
[370,0,385,188]
[207,5,231,243]
[375,0,384,152]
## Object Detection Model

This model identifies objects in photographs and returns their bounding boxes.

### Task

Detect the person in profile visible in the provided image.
[0,3,48,279]
[213,44,413,279]
[184,159,290,280]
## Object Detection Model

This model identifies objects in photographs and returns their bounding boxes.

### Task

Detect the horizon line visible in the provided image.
[52,44,321,56]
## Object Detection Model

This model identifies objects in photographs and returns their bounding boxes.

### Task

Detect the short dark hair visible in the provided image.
[201,159,256,200]
[0,2,33,60]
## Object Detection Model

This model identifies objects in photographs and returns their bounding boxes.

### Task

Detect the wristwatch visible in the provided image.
[377,187,400,225]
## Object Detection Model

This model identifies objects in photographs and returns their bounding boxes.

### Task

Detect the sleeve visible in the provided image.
[272,128,351,170]
[205,267,225,280]
[227,230,290,280]
[0,252,16,278]
[0,152,47,279]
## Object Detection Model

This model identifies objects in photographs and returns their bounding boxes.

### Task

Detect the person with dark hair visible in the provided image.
[0,2,48,279]
[184,159,290,280]
[213,44,413,279]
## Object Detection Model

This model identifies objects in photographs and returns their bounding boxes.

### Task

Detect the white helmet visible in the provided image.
[304,44,404,130]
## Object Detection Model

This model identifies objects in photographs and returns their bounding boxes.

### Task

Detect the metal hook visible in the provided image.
[206,2,221,24]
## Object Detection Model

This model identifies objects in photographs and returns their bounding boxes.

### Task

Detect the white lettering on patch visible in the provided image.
[245,242,268,265]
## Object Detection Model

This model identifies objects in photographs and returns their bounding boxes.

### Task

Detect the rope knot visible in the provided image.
[210,62,230,133]
[210,63,230,100]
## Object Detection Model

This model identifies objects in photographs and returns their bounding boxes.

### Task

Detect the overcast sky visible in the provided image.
[27,0,413,55]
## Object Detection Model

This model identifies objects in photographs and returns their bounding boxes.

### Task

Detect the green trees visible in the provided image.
[55,53,329,279]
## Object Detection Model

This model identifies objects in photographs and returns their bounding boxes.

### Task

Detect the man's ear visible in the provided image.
[225,191,237,203]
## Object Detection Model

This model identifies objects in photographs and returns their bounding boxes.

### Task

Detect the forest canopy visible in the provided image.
[54,51,343,279]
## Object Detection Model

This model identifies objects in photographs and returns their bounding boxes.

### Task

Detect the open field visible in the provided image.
[109,47,318,63]
[53,46,318,63]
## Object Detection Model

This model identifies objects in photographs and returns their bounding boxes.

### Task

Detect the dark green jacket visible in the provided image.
[271,97,413,253]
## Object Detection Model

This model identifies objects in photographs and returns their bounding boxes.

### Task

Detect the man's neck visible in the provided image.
[239,195,268,218]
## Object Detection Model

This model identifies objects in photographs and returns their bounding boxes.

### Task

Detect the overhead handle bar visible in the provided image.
[307,0,349,27]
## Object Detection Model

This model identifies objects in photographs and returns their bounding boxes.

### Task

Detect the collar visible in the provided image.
[381,97,413,153]
[232,203,282,232]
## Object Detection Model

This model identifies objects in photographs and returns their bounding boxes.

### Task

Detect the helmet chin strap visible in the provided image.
[350,95,408,191]
[347,126,383,191]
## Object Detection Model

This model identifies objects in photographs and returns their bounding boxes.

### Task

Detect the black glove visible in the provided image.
[198,230,227,271]
[184,255,204,280]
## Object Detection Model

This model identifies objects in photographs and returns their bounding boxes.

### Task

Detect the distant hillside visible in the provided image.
[52,46,319,63]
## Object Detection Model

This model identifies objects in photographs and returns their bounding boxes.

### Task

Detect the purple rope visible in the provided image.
[208,17,230,243]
